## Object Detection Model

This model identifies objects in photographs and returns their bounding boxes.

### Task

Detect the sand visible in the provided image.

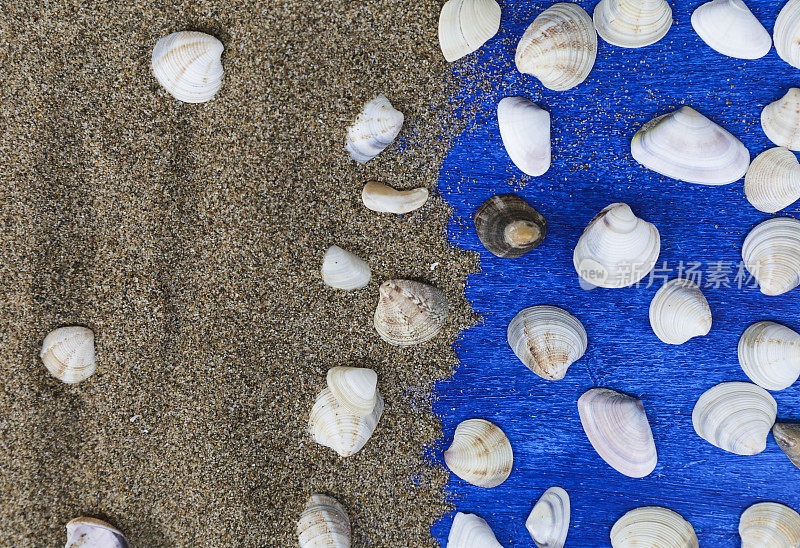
[0,0,478,546]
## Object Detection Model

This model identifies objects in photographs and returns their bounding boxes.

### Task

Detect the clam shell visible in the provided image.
[631,106,750,185]
[326,367,378,417]
[438,0,501,62]
[738,321,800,391]
[775,0,800,70]
[649,278,712,345]
[321,246,371,290]
[40,326,96,384]
[308,387,383,457]
[297,494,351,548]
[744,148,800,213]
[742,217,800,297]
[506,305,587,380]
[373,280,448,346]
[572,203,660,289]
[515,3,597,91]
[151,31,224,104]
[526,487,570,548]
[739,502,800,548]
[474,194,547,259]
[65,517,129,548]
[444,419,513,488]
[610,507,698,548]
[691,0,771,59]
[692,381,776,455]
[497,97,551,177]
[773,422,800,469]
[361,181,428,214]
[761,89,800,151]
[446,512,503,548]
[345,95,404,164]
[593,0,673,49]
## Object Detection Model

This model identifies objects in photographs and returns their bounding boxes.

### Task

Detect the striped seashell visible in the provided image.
[691,0,771,59]
[446,512,503,548]
[296,494,351,548]
[593,0,673,48]
[474,194,547,259]
[361,181,428,214]
[610,507,698,548]
[761,89,800,151]
[40,326,96,384]
[739,502,800,548]
[742,217,800,296]
[649,278,712,345]
[373,280,448,346]
[775,0,800,70]
[744,148,800,213]
[497,97,551,177]
[321,245,371,291]
[151,31,224,103]
[444,419,513,488]
[526,487,570,548]
[326,367,378,417]
[345,95,403,164]
[438,0,501,62]
[308,387,383,457]
[773,423,800,469]
[738,321,800,391]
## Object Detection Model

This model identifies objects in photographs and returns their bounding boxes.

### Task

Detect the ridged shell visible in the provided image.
[739,502,800,548]
[742,217,800,296]
[361,181,428,214]
[610,507,698,548]
[151,31,224,104]
[744,148,800,213]
[526,487,570,548]
[515,3,597,91]
[296,494,351,548]
[444,419,513,488]
[593,0,673,48]
[577,388,657,478]
[573,203,660,289]
[40,326,96,384]
[326,367,378,417]
[773,423,800,469]
[438,0,501,62]
[308,387,383,457]
[761,89,800,151]
[506,305,587,380]
[373,280,448,346]
[631,106,750,185]
[691,0,771,59]
[692,381,777,455]
[775,0,800,69]
[345,95,404,164]
[649,278,712,345]
[446,513,503,548]
[738,321,800,391]
[497,97,551,177]
[321,246,371,290]
[65,517,129,548]
[474,194,547,259]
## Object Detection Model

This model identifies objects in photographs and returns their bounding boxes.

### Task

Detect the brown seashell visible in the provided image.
[474,194,546,258]
[773,423,800,469]
[373,280,449,346]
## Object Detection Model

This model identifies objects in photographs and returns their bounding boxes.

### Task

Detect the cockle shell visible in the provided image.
[326,367,378,417]
[497,97,551,177]
[515,3,597,92]
[744,148,800,213]
[65,517,129,548]
[649,278,712,345]
[739,502,800,548]
[738,321,800,391]
[691,0,771,59]
[361,181,429,214]
[506,306,587,381]
[345,95,404,164]
[775,0,800,70]
[742,217,800,297]
[444,419,513,488]
[610,507,698,548]
[474,194,547,259]
[573,203,660,289]
[308,387,383,457]
[761,89,800,151]
[526,487,570,548]
[438,0,501,62]
[40,326,96,384]
[321,246,371,290]
[773,423,800,469]
[297,494,351,548]
[692,381,777,455]
[593,0,673,49]
[631,106,750,185]
[446,513,503,548]
[373,280,448,346]
[577,388,657,478]
[151,31,224,104]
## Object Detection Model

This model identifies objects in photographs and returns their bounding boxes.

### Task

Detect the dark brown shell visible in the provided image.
[474,194,546,258]
[773,422,800,469]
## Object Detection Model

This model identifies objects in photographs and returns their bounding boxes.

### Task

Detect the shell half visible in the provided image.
[444,419,513,488]
[151,31,224,103]
[297,494,351,548]
[744,147,800,213]
[438,0,501,62]
[775,0,800,69]
[361,181,428,214]
[345,95,404,164]
[742,217,800,297]
[40,326,96,384]
[373,280,448,346]
[497,97,551,176]
[739,502,800,548]
[773,422,800,469]
[526,487,570,548]
[738,321,800,391]
[446,513,503,548]
[326,367,378,417]
[691,0,771,59]
[474,194,547,258]
[593,0,673,48]
[65,517,129,548]
[649,278,712,345]
[321,246,371,290]
[308,387,383,457]
[761,89,800,151]
[610,507,698,548]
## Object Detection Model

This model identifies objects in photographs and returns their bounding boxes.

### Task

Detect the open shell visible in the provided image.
[738,321,800,391]
[742,217,800,297]
[345,95,404,164]
[151,31,224,104]
[649,278,712,345]
[739,502,800,548]
[474,194,547,258]
[744,148,800,213]
[65,517,129,548]
[308,387,383,457]
[610,507,698,548]
[373,280,448,346]
[497,97,551,176]
[326,367,378,417]
[40,326,96,384]
[321,246,371,290]
[775,0,800,69]
[691,0,771,59]
[438,0,501,62]
[761,89,800,151]
[297,494,351,548]
[444,419,513,488]
[593,0,673,48]
[361,181,428,214]
[446,513,503,548]
[526,487,570,548]
[773,423,800,469]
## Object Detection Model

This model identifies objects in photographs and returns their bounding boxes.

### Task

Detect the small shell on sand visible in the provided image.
[65,517,129,548]
[296,494,351,548]
[151,31,224,103]
[40,326,96,384]
[361,181,428,214]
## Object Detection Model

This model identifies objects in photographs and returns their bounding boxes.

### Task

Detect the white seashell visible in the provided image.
[297,494,351,548]
[775,0,800,70]
[446,513,503,548]
[593,0,673,49]
[506,306,587,381]
[65,517,129,548]
[744,148,800,213]
[610,507,698,548]
[497,97,551,177]
[361,181,428,214]
[761,89,800,151]
[151,31,224,104]
[308,387,383,457]
[40,326,96,384]
[577,388,657,478]
[345,95,404,164]
[373,280,448,346]
[321,246,371,291]
[444,419,513,488]
[573,203,660,289]
[691,0,771,59]
[526,487,570,548]
[692,381,777,455]
[326,366,378,417]
[649,278,712,345]
[515,3,597,92]
[738,321,800,391]
[631,106,750,185]
[438,0,501,62]
[739,502,800,548]
[742,217,800,296]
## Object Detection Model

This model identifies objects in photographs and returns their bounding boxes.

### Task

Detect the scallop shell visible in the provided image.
[444,419,513,488]
[739,502,800,548]
[308,387,383,457]
[438,0,501,62]
[742,217,800,297]
[649,278,712,345]
[691,0,771,59]
[515,3,597,91]
[631,106,750,185]
[761,89,800,151]
[692,381,777,455]
[572,203,660,289]
[775,0,800,70]
[40,326,96,384]
[151,31,224,104]
[506,305,587,381]
[446,512,503,548]
[744,148,800,213]
[474,194,547,259]
[326,367,378,417]
[373,280,448,346]
[345,95,404,164]
[497,97,551,177]
[526,487,570,548]
[361,181,429,214]
[297,494,351,548]
[610,507,698,548]
[65,517,129,548]
[738,321,800,391]
[773,422,800,469]
[321,246,371,290]
[593,0,673,48]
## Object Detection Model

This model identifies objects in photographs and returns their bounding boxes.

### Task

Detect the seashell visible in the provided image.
[321,246,371,291]
[297,494,351,548]
[444,419,513,488]
[40,326,96,384]
[345,95,404,164]
[151,31,224,104]
[631,106,750,185]
[326,366,378,417]
[361,181,428,214]
[742,217,800,297]
[692,381,777,455]
[610,507,698,548]
[761,89,800,151]
[506,305,587,380]
[738,321,800,391]
[773,422,800,469]
[739,502,800,548]
[438,0,501,62]
[691,0,771,59]
[515,3,597,91]
[648,278,712,345]
[474,194,547,259]
[775,0,800,70]
[526,487,570,548]
[572,203,660,289]
[65,517,129,548]
[308,387,383,457]
[593,0,673,49]
[577,388,657,478]
[373,280,448,346]
[497,97,551,177]
[446,512,503,548]
[744,148,800,213]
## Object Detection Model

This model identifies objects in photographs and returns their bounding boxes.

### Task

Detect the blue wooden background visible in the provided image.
[430,1,800,546]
